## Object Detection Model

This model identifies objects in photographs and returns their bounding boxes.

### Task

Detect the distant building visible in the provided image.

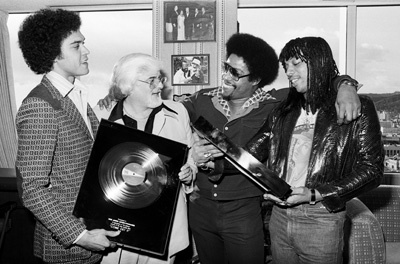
[385,144,400,157]
[385,155,400,172]
[380,121,393,129]
[381,127,400,143]
[378,110,388,121]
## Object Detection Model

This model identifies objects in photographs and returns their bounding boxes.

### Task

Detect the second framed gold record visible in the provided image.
[98,142,167,209]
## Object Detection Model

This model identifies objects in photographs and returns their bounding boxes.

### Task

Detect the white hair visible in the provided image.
[109,53,162,100]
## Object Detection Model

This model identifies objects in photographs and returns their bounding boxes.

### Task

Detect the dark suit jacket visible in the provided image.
[15,76,101,263]
[184,10,193,37]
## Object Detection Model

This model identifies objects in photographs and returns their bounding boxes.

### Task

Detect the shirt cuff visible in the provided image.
[73,229,88,244]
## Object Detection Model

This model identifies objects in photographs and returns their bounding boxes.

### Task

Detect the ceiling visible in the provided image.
[0,0,152,13]
[2,0,400,13]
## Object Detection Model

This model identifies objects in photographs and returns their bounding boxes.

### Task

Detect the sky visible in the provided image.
[7,6,400,110]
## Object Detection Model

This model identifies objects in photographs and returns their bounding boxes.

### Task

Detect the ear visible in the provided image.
[251,77,261,87]
[54,54,64,62]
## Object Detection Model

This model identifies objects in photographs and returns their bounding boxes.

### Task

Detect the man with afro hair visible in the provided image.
[16,8,119,264]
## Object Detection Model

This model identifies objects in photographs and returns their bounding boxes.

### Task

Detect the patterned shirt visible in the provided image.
[204,87,276,118]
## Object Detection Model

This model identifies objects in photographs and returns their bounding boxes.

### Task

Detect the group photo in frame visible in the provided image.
[164,1,216,43]
[171,54,210,86]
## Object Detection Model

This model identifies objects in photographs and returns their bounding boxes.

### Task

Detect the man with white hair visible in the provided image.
[95,53,196,264]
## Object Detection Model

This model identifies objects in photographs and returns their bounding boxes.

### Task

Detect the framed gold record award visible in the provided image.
[73,119,188,259]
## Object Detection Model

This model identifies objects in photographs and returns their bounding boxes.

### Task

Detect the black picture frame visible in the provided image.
[171,54,210,86]
[164,1,216,43]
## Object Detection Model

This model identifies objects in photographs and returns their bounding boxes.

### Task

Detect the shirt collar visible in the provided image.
[108,99,177,122]
[204,87,276,118]
[45,71,88,97]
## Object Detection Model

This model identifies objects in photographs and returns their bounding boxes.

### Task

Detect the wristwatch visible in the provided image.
[309,189,317,205]
[340,79,360,91]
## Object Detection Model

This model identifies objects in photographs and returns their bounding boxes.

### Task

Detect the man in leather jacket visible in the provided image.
[246,36,384,264]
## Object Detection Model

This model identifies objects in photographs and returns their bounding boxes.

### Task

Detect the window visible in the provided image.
[8,10,152,108]
[239,4,400,173]
[356,6,400,94]
[357,6,400,172]
[238,7,346,90]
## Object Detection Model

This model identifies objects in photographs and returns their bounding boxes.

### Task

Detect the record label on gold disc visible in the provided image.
[98,142,167,209]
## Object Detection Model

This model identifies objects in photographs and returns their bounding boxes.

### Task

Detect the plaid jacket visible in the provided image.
[15,76,101,263]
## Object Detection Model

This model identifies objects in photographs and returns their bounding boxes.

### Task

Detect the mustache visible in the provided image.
[223,79,236,88]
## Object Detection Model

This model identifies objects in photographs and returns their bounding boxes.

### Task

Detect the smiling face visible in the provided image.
[284,57,308,95]
[221,54,257,101]
[52,30,89,83]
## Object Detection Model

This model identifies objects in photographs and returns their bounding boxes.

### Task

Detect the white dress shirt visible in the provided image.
[46,71,93,138]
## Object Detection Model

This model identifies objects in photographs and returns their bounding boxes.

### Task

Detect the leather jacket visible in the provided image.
[246,95,384,212]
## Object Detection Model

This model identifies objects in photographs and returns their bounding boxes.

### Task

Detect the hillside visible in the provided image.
[362,93,400,113]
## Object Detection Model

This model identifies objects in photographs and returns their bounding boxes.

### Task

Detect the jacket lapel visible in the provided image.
[88,106,99,138]
[152,110,166,136]
[42,77,97,141]
[151,105,180,136]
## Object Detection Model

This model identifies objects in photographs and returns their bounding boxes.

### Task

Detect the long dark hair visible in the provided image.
[272,37,339,168]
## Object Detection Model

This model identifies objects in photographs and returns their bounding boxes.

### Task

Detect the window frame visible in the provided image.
[238,0,400,79]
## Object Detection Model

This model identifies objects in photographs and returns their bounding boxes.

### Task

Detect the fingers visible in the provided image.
[193,132,201,142]
[336,85,361,125]
[211,149,224,158]
[335,103,344,125]
[178,163,193,184]
[77,229,121,251]
[97,99,105,110]
[97,96,114,111]
[105,230,121,238]
[104,230,120,249]
[336,104,362,125]
[264,187,310,206]
[263,193,284,204]
[203,151,212,159]
[192,132,219,164]
[284,187,311,205]
[351,105,362,122]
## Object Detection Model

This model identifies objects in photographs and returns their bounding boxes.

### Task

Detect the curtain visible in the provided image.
[0,10,18,168]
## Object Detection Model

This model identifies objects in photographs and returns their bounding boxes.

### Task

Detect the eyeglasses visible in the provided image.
[222,62,251,82]
[138,76,167,87]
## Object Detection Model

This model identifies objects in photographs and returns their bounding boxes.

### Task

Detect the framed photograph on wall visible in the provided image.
[164,1,216,43]
[171,54,210,86]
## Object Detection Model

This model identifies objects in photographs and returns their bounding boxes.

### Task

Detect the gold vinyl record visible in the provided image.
[98,142,167,209]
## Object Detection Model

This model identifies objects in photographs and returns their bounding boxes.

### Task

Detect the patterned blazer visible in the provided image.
[15,76,101,263]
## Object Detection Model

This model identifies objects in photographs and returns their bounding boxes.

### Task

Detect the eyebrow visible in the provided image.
[69,38,85,46]
[144,76,157,82]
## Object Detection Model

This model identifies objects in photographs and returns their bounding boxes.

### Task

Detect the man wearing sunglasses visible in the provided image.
[183,33,361,264]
